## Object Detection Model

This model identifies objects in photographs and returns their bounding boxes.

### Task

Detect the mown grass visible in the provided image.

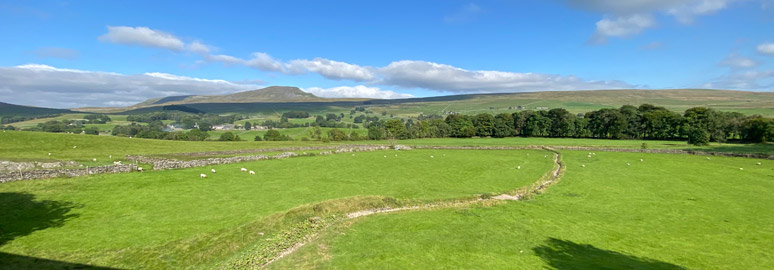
[272,151,774,269]
[0,149,554,268]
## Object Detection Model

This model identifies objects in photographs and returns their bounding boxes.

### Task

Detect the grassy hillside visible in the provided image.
[272,151,774,269]
[74,89,774,117]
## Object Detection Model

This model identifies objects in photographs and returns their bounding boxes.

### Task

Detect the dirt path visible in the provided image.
[260,148,565,268]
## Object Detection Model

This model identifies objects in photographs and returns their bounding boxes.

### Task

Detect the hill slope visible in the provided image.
[134,86,321,107]
[0,102,73,117]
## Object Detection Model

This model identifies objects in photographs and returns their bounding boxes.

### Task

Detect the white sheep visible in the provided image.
[211,169,216,173]
[430,155,435,158]
[137,167,143,172]
[517,166,521,170]
[200,173,207,178]
[395,154,398,157]
[109,155,112,159]
[706,157,711,160]
[640,159,644,162]
[352,153,355,156]
[48,153,51,156]
[249,170,255,175]
[739,168,744,171]
[757,162,762,165]
[587,155,592,158]
[241,168,248,172]
[92,158,97,162]
[113,161,122,165]
[626,163,631,166]
[73,146,77,149]
[581,165,585,168]
[384,155,387,158]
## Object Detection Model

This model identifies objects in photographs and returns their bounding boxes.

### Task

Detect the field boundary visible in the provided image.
[410,145,774,159]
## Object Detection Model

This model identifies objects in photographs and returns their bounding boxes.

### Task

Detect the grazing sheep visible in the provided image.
[395,154,398,157]
[48,153,51,156]
[430,155,435,158]
[757,162,762,165]
[544,155,547,158]
[113,161,122,165]
[92,158,97,162]
[740,168,744,171]
[200,174,207,178]
[517,166,521,170]
[706,157,711,160]
[626,163,631,166]
[352,153,355,156]
[241,168,248,172]
[109,155,112,159]
[587,155,592,158]
[384,155,387,158]
[581,165,585,168]
[640,159,644,162]
[73,146,77,149]
[249,170,255,175]
[211,169,216,173]
[137,167,143,172]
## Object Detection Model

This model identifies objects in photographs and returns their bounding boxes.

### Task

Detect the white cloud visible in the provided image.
[98,26,186,51]
[0,64,260,108]
[592,14,655,43]
[187,41,212,54]
[703,70,774,90]
[30,47,80,59]
[563,0,735,42]
[288,58,376,81]
[719,53,758,68]
[303,85,413,99]
[758,43,774,55]
[206,54,245,65]
[379,60,633,93]
[245,52,286,72]
[444,3,484,23]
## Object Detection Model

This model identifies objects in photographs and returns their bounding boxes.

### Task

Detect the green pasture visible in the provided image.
[273,151,774,269]
[0,149,554,268]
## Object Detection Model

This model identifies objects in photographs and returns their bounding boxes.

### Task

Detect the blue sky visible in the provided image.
[0,0,773,108]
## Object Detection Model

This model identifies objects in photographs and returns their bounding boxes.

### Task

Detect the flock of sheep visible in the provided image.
[199,168,254,179]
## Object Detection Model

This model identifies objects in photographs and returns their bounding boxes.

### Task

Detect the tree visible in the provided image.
[492,113,514,138]
[327,129,347,141]
[445,114,475,138]
[244,121,252,130]
[368,125,385,140]
[218,132,241,141]
[473,113,495,137]
[384,119,408,139]
[741,117,771,143]
[84,127,99,135]
[687,127,710,146]
[547,108,575,137]
[264,130,290,141]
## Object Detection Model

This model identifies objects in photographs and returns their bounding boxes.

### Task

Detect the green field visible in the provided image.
[272,151,774,269]
[0,148,554,268]
[1,130,773,269]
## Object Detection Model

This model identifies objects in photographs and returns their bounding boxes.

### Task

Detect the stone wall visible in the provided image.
[0,160,81,172]
[0,164,138,184]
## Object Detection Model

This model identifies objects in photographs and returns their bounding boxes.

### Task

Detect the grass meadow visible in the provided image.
[271,151,774,269]
[0,148,554,268]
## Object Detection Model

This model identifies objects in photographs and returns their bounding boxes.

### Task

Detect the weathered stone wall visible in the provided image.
[126,145,395,171]
[0,160,81,172]
[0,164,138,184]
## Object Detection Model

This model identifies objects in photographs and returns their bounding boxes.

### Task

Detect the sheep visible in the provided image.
[109,155,112,159]
[757,162,762,165]
[92,158,97,162]
[587,155,592,158]
[73,146,77,149]
[137,167,143,172]
[640,159,644,162]
[200,174,207,178]
[706,157,711,160]
[394,154,398,157]
[517,166,521,170]
[249,170,255,175]
[384,155,387,158]
[211,169,217,173]
[352,153,355,156]
[581,165,586,168]
[48,153,51,156]
[113,161,122,165]
[430,155,435,158]
[739,168,744,171]
[626,163,631,166]
[241,168,248,172]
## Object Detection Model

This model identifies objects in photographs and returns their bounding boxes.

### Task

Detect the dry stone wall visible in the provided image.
[0,160,81,172]
[0,164,138,184]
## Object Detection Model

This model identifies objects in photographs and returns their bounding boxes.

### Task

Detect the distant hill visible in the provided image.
[133,86,323,107]
[0,102,73,117]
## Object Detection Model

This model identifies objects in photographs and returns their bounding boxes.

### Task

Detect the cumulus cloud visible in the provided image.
[379,60,633,93]
[288,58,376,81]
[30,47,80,59]
[758,43,774,55]
[98,26,186,51]
[187,41,213,54]
[244,52,286,72]
[0,64,260,108]
[591,14,655,43]
[719,53,758,68]
[564,0,736,42]
[703,70,774,90]
[303,85,414,99]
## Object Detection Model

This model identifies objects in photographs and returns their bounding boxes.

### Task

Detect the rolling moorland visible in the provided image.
[1,88,773,269]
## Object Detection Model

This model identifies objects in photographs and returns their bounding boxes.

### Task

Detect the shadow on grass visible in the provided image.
[533,238,686,270]
[0,252,120,270]
[0,192,80,246]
